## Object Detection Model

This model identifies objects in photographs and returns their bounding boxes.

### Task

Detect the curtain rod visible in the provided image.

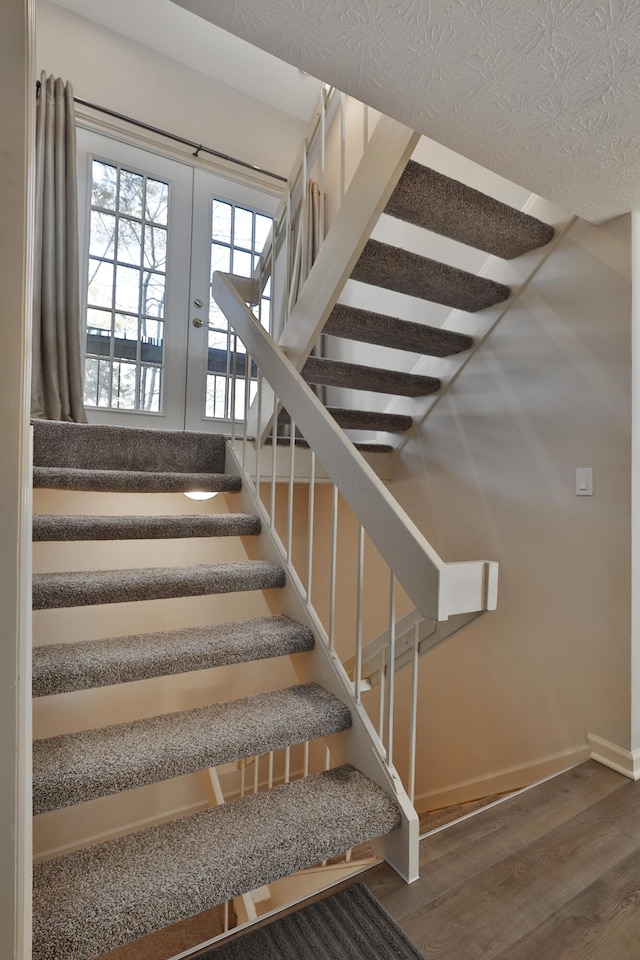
[36,82,288,183]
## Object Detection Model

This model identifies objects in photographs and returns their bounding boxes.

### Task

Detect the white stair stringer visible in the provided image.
[224,442,420,883]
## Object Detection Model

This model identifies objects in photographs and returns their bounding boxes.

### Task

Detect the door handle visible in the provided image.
[192,317,204,328]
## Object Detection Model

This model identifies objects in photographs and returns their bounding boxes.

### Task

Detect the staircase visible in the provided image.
[297,158,556,442]
[31,420,403,960]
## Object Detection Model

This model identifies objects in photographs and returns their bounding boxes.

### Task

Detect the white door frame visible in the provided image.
[76,130,194,430]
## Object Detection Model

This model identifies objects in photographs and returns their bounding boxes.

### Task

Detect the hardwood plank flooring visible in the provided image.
[363,761,640,959]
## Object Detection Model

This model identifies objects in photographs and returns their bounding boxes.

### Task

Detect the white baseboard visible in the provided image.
[588,733,640,780]
[413,744,591,812]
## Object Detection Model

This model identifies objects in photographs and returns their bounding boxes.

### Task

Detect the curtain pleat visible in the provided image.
[31,72,87,422]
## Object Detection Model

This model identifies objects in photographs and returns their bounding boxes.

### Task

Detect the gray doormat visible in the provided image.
[200,883,424,959]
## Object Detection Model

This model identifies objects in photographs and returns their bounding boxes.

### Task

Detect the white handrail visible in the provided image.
[214,272,497,623]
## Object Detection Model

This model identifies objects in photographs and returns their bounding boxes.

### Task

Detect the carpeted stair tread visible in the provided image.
[352,239,511,312]
[279,406,412,434]
[324,302,473,357]
[32,765,401,960]
[32,561,285,610]
[385,160,555,260]
[33,616,314,696]
[301,355,440,397]
[33,683,352,813]
[33,466,241,494]
[33,513,261,542]
[32,420,227,474]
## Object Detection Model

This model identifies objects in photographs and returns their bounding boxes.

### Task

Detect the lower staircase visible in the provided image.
[31,420,403,960]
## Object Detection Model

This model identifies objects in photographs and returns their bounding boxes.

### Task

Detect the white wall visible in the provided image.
[0,1,33,955]
[388,214,632,804]
[36,0,309,181]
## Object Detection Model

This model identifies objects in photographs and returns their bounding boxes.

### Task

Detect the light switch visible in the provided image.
[576,467,593,496]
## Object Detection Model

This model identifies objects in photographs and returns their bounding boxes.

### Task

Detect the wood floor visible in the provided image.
[364,760,640,959]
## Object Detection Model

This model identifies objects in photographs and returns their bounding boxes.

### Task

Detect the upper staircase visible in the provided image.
[297,158,555,443]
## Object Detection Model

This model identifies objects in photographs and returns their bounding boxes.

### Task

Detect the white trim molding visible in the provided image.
[414,744,590,812]
[588,733,640,781]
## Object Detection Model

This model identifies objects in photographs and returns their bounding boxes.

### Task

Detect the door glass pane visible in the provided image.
[205,197,273,420]
[119,170,144,218]
[91,162,117,210]
[212,200,232,242]
[118,219,142,265]
[84,159,170,413]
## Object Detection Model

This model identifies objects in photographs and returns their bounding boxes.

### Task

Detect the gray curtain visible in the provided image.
[31,72,87,422]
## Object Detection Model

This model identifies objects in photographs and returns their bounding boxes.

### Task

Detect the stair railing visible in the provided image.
[214,270,498,808]
[253,85,374,340]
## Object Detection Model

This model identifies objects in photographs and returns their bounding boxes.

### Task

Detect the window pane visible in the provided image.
[91,161,117,211]
[140,365,162,411]
[145,179,169,225]
[119,170,144,219]
[115,264,140,313]
[255,215,272,254]
[86,308,112,334]
[208,301,228,329]
[144,226,167,272]
[84,358,111,407]
[205,374,228,418]
[234,207,253,249]
[140,319,164,365]
[87,259,114,309]
[86,330,110,358]
[112,360,137,409]
[212,200,232,242]
[117,219,142,266]
[211,243,230,274]
[142,272,166,318]
[89,211,116,260]
[232,249,252,278]
[113,314,139,361]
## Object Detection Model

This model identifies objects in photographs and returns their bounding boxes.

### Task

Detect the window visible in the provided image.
[84,159,169,412]
[205,199,272,419]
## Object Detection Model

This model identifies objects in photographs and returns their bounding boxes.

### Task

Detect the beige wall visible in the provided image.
[387,214,632,805]
[36,0,308,179]
[32,488,304,858]
[0,1,33,955]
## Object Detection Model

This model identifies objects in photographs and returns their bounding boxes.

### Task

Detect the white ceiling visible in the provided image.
[172,0,640,222]
[50,0,322,122]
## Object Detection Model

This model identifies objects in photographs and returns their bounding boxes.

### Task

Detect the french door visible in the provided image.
[76,130,278,432]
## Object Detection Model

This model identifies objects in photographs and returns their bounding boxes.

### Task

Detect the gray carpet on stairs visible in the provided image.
[302,355,440,397]
[32,765,401,960]
[32,616,314,696]
[33,683,352,814]
[33,513,261,542]
[32,420,227,474]
[352,239,511,312]
[198,883,424,960]
[32,561,285,610]
[386,159,555,260]
[33,466,241,493]
[279,406,412,433]
[324,302,473,356]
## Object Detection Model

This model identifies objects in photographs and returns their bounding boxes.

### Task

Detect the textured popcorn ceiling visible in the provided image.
[173,0,640,222]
